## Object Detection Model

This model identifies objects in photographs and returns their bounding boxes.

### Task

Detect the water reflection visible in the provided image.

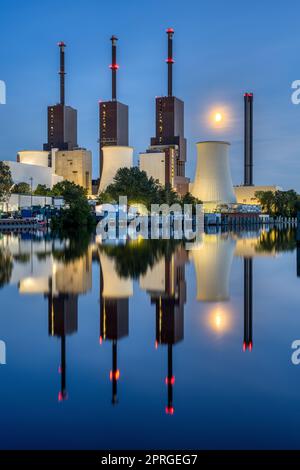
[0,227,298,436]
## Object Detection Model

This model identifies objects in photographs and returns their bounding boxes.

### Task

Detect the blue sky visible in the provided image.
[0,0,300,190]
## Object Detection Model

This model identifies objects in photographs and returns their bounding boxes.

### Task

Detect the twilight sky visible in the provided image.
[0,0,300,190]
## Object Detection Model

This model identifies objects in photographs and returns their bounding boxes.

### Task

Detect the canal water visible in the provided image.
[0,228,299,450]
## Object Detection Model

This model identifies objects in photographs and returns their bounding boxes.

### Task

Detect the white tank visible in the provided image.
[99,146,133,192]
[190,141,236,209]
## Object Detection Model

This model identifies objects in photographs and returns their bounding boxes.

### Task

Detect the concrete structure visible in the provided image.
[190,141,236,211]
[139,151,167,186]
[55,148,92,193]
[99,146,133,192]
[17,150,54,168]
[244,93,254,186]
[234,185,279,205]
[4,160,62,190]
[99,36,129,180]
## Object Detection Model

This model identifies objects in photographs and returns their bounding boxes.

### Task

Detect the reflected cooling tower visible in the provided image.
[190,234,236,301]
[190,141,236,210]
[99,146,133,192]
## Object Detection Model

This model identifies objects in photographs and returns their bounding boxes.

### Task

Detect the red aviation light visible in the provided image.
[244,92,253,97]
[165,406,175,415]
[155,340,158,350]
[57,41,66,47]
[165,376,175,386]
[243,341,246,352]
[166,28,174,33]
[58,391,68,402]
[166,58,175,64]
[109,64,119,70]
[99,336,103,345]
[110,370,120,381]
[249,341,253,351]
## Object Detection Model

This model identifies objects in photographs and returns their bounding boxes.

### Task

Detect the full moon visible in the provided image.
[214,112,222,122]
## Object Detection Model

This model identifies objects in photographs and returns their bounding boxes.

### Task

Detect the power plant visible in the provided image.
[43,42,78,151]
[99,36,129,181]
[1,29,282,219]
[139,28,189,196]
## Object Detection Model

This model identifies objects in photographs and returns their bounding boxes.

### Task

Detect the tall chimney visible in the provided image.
[58,42,66,106]
[166,28,174,97]
[244,92,253,186]
[110,36,119,101]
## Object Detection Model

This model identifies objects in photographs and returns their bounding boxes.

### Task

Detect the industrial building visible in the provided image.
[139,29,189,195]
[99,36,129,181]
[43,42,78,152]
[11,42,93,194]
[234,185,279,205]
[190,141,237,211]
[55,148,92,193]
[4,158,62,190]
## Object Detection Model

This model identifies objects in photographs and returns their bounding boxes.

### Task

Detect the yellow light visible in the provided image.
[204,305,233,335]
[214,112,222,123]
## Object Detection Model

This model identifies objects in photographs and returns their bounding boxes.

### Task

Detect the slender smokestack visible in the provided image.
[166,28,174,97]
[110,35,119,101]
[244,92,253,186]
[58,42,66,106]
[243,258,253,352]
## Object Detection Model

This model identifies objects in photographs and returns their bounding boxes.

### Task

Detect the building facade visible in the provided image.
[55,149,92,194]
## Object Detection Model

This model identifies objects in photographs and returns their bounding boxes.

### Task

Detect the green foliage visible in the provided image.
[255,189,300,217]
[34,184,52,197]
[51,180,94,230]
[0,247,13,289]
[11,182,31,195]
[96,167,202,210]
[99,239,181,279]
[0,162,13,203]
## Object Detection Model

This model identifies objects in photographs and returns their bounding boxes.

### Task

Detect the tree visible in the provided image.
[97,167,160,209]
[0,162,13,205]
[52,180,87,202]
[11,182,31,195]
[255,191,275,215]
[51,180,93,230]
[255,189,300,217]
[181,192,202,206]
[34,184,52,197]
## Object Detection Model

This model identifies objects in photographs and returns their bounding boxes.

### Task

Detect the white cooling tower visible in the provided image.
[190,141,236,209]
[190,234,236,302]
[99,146,133,192]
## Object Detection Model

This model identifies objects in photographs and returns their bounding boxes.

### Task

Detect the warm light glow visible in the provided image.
[206,105,233,130]
[204,304,233,335]
[214,112,222,122]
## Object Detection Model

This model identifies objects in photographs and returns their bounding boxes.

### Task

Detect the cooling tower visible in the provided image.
[99,146,133,192]
[190,141,236,210]
[190,234,236,301]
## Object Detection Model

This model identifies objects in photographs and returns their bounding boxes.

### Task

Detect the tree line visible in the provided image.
[255,190,300,217]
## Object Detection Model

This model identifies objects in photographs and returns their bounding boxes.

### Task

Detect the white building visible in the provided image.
[4,159,63,191]
[139,151,166,186]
